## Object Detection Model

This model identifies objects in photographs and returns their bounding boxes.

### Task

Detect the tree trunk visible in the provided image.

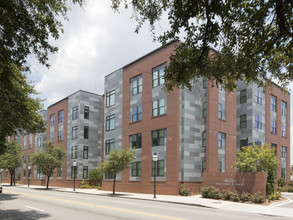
[13,169,16,186]
[9,169,13,186]
[113,174,116,195]
[46,175,50,189]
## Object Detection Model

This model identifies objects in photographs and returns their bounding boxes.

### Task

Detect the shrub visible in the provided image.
[179,184,191,196]
[268,194,276,202]
[211,189,223,200]
[231,192,240,202]
[223,190,233,200]
[278,178,286,187]
[240,192,250,202]
[289,182,293,187]
[251,192,265,203]
[201,187,215,198]
[275,191,281,200]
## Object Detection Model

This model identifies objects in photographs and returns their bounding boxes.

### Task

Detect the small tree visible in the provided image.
[103,148,136,195]
[0,141,23,185]
[31,142,65,189]
[89,163,104,186]
[233,143,279,196]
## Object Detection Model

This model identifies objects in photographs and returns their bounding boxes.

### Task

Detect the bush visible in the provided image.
[179,184,191,196]
[289,182,293,187]
[240,192,250,202]
[268,194,276,202]
[231,192,240,202]
[275,191,281,200]
[223,190,233,200]
[251,192,265,203]
[80,184,101,189]
[278,178,286,187]
[201,187,215,198]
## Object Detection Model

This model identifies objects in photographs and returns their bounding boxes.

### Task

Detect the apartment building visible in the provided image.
[102,42,290,195]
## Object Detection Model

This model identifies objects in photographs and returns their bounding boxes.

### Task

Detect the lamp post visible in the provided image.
[73,160,77,191]
[153,152,158,199]
[28,165,31,187]
[0,169,3,184]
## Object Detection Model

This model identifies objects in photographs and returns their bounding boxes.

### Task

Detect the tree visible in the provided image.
[111,0,293,91]
[233,143,279,196]
[0,141,23,186]
[89,163,104,186]
[103,148,136,195]
[31,142,66,189]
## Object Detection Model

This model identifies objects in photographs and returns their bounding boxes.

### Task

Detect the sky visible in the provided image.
[28,0,293,165]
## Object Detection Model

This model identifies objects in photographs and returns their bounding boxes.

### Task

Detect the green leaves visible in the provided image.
[0,141,23,170]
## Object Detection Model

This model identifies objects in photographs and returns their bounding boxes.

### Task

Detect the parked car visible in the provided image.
[0,184,2,193]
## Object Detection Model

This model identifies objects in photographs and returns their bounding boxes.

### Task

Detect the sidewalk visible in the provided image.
[4,184,293,218]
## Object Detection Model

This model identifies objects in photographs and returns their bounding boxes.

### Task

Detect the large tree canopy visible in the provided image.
[112,0,293,91]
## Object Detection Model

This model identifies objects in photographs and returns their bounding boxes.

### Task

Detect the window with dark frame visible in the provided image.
[282,146,287,158]
[50,132,54,143]
[271,120,276,134]
[281,101,287,116]
[131,75,142,95]
[84,126,89,139]
[131,105,142,122]
[152,160,164,177]
[152,65,165,87]
[240,114,247,128]
[152,98,166,117]
[218,132,226,148]
[71,146,78,159]
[106,90,115,107]
[218,103,223,119]
[152,129,166,147]
[202,131,206,148]
[105,139,115,155]
[203,77,207,89]
[72,126,78,139]
[255,115,262,129]
[83,146,88,159]
[131,161,141,177]
[271,95,277,112]
[84,106,89,119]
[255,90,262,105]
[202,160,206,173]
[281,124,286,137]
[71,166,78,179]
[129,133,142,149]
[106,115,115,131]
[240,89,247,104]
[58,130,63,141]
[72,106,79,120]
[83,166,88,179]
[50,114,55,126]
[58,110,64,123]
[57,167,62,177]
[202,102,207,118]
[218,161,222,172]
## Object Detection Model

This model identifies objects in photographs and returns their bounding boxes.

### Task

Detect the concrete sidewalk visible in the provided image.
[4,184,293,218]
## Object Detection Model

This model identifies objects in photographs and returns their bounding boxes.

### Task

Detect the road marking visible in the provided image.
[26,205,45,212]
[7,190,183,220]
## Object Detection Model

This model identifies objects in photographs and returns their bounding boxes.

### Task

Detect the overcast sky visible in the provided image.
[28,0,293,165]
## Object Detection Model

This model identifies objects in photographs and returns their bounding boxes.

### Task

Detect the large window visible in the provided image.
[29,134,32,148]
[202,102,207,118]
[71,166,77,179]
[105,172,113,179]
[83,166,88,179]
[58,130,63,141]
[281,168,286,179]
[50,132,54,143]
[23,134,27,150]
[218,161,223,173]
[57,167,62,178]
[106,115,115,131]
[152,160,164,177]
[271,95,277,112]
[84,126,89,139]
[105,139,115,155]
[72,106,79,120]
[240,89,247,104]
[71,146,78,159]
[58,110,64,123]
[153,98,166,117]
[131,75,142,95]
[50,114,55,126]
[84,106,89,119]
[281,124,286,137]
[202,131,206,148]
[240,114,247,128]
[270,120,276,134]
[131,105,142,122]
[106,90,115,107]
[131,162,141,177]
[83,146,88,159]
[129,133,142,149]
[153,65,165,87]
[255,115,262,129]
[218,132,226,148]
[281,101,287,116]
[152,129,166,147]
[72,126,78,139]
[255,90,262,105]
[282,146,287,158]
[218,103,223,119]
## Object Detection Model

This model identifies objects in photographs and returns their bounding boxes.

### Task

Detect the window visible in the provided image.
[58,110,64,123]
[23,134,27,150]
[71,146,78,159]
[83,146,88,159]
[270,120,276,134]
[255,115,262,129]
[106,115,115,131]
[203,77,207,89]
[152,65,165,87]
[218,132,226,148]
[202,102,207,118]
[84,106,89,119]
[219,85,223,91]
[57,167,62,177]
[131,75,142,95]
[72,126,78,139]
[281,168,286,179]
[129,134,142,149]
[106,90,116,107]
[84,126,89,139]
[36,136,42,148]
[218,103,223,119]
[23,169,26,178]
[29,134,32,149]
[58,130,63,141]
[281,101,287,116]
[255,90,262,105]
[240,114,247,128]
[271,95,277,112]
[131,105,142,122]
[218,161,222,173]
[23,156,26,163]
[254,140,262,146]
[72,106,79,120]
[202,131,206,148]
[71,166,77,179]
[152,160,164,177]
[105,139,115,155]
[271,143,277,156]
[240,89,247,104]
[50,114,55,126]
[105,172,113,179]
[281,124,286,137]
[281,146,287,158]
[83,166,88,179]
[202,160,206,173]
[131,162,141,177]
[50,132,54,143]
[153,98,166,117]
[152,129,166,147]
[240,139,248,150]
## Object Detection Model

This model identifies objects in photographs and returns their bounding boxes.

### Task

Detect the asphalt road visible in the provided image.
[0,187,291,220]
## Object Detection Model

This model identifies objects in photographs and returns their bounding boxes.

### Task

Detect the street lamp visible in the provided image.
[28,165,31,187]
[153,152,158,199]
[0,169,3,184]
[73,160,77,191]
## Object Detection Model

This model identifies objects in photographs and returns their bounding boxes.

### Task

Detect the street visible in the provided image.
[0,187,291,220]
